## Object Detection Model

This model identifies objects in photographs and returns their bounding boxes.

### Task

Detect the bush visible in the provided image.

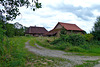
[50,38,62,45]
[66,34,86,46]
[83,34,94,41]
[80,43,90,49]
[53,41,68,50]
[51,34,86,46]
[25,34,31,37]
[50,34,86,50]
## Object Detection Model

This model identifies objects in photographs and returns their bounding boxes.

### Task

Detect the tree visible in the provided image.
[0,0,41,62]
[91,16,100,40]
[60,27,67,41]
[60,27,67,36]
[0,0,41,44]
[14,22,26,36]
[0,0,41,21]
[0,0,41,37]
[5,23,15,37]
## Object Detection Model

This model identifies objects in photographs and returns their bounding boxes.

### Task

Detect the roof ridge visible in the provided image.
[58,22,84,31]
[58,22,75,25]
[30,26,44,28]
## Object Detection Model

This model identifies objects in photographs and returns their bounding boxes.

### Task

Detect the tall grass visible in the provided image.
[35,35,100,56]
[0,36,70,67]
[0,36,30,67]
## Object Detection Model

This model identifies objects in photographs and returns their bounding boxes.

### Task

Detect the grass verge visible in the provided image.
[75,60,99,67]
[34,37,100,56]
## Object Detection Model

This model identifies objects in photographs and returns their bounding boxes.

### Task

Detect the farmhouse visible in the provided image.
[46,22,85,36]
[25,26,48,36]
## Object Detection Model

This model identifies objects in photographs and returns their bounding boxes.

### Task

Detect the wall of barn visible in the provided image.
[55,24,62,29]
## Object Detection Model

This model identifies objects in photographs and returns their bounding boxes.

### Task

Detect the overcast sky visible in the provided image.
[10,0,100,33]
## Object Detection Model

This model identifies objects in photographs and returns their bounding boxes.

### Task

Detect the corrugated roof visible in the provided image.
[58,22,84,31]
[25,26,48,34]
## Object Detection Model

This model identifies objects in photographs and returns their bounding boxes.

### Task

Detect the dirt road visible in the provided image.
[25,41,100,67]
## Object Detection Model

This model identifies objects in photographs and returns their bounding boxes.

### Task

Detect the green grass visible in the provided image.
[28,37,36,47]
[0,36,30,67]
[34,37,59,49]
[33,37,100,56]
[75,60,99,67]
[0,36,70,67]
[1,36,100,67]
[65,47,100,56]
[64,46,100,56]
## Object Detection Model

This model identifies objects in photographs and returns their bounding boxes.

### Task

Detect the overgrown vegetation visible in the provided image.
[0,37,29,67]
[0,1,100,66]
[1,36,99,66]
[0,36,69,67]
[35,28,100,56]
[1,22,27,37]
[44,21,100,55]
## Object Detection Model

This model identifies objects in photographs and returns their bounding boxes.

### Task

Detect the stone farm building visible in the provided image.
[45,22,85,36]
[25,26,48,36]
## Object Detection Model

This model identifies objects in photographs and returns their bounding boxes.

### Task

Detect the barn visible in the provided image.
[25,26,48,36]
[45,22,85,36]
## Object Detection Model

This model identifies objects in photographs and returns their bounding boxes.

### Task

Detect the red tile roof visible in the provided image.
[25,26,48,34]
[56,22,84,31]
[44,22,85,36]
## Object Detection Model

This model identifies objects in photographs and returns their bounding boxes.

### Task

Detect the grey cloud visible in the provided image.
[24,11,54,18]
[91,5,100,11]
[74,8,94,21]
[48,3,94,21]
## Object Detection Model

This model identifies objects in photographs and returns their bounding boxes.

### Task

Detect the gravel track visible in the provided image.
[25,41,100,66]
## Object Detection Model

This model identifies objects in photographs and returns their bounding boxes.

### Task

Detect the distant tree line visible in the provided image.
[0,0,41,40]
[0,21,27,37]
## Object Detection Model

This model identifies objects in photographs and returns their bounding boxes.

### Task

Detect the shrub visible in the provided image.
[80,43,90,49]
[54,42,68,50]
[83,34,94,41]
[66,34,86,46]
[25,34,31,37]
[51,34,86,50]
[90,40,100,45]
[60,27,67,37]
[50,38,62,45]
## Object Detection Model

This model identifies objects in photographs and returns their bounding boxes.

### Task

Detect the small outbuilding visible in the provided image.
[25,26,48,36]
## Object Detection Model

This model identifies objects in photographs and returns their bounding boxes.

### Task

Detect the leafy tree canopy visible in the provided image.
[0,0,41,38]
[60,27,67,36]
[93,16,100,32]
[0,0,41,21]
[91,16,100,40]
